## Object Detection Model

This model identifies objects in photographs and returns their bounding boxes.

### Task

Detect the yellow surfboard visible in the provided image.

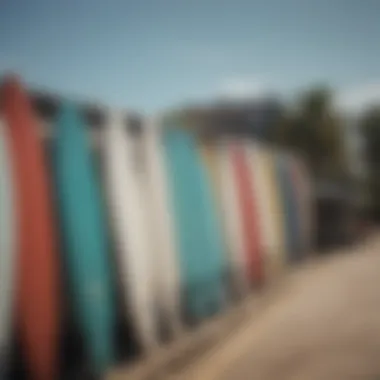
[257,146,287,279]
[199,138,249,300]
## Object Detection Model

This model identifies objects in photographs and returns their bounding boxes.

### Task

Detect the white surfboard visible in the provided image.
[217,138,249,298]
[0,118,15,374]
[102,111,157,352]
[140,117,182,337]
[245,140,285,281]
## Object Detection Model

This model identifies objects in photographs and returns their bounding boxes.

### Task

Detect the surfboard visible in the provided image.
[162,122,225,321]
[1,76,60,380]
[274,153,300,263]
[230,139,263,287]
[198,139,230,301]
[264,149,288,264]
[245,141,285,281]
[102,111,158,351]
[290,157,313,256]
[299,159,314,254]
[284,154,303,261]
[199,140,221,197]
[0,118,15,378]
[140,117,182,337]
[286,156,304,258]
[53,102,115,375]
[217,139,249,298]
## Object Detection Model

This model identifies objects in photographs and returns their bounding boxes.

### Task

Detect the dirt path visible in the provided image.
[185,234,380,380]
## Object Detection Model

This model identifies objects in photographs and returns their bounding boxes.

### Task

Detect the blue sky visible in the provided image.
[1,0,380,113]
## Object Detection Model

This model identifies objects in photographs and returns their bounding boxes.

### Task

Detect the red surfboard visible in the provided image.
[1,76,60,380]
[230,140,263,286]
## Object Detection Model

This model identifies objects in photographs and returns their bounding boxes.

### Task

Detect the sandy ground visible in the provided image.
[184,234,380,380]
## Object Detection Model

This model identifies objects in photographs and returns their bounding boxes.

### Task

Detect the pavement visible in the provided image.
[184,234,380,379]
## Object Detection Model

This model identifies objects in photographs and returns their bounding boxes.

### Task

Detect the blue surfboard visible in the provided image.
[53,102,115,375]
[162,122,225,321]
[284,156,303,260]
[275,154,301,263]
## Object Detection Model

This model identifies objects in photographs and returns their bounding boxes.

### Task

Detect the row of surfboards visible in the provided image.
[0,75,313,380]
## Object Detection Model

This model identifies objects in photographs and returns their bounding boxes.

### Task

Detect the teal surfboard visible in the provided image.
[275,154,301,263]
[53,103,115,375]
[162,123,225,320]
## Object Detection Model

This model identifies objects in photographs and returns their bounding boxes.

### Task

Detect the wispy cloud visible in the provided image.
[336,82,380,114]
[218,76,272,100]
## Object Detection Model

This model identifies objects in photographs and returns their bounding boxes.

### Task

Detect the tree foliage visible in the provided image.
[271,86,347,181]
[359,106,380,217]
[360,106,380,167]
